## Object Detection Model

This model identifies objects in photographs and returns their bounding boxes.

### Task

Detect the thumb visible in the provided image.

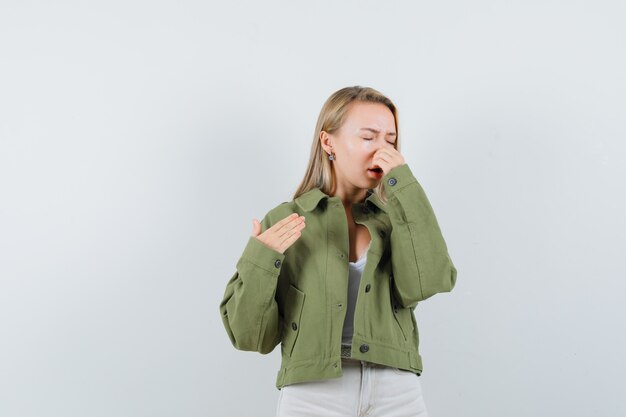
[251,218,261,237]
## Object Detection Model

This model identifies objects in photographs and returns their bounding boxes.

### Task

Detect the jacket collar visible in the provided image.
[295,188,386,213]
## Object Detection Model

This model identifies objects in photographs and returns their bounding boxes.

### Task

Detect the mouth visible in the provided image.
[367,167,384,178]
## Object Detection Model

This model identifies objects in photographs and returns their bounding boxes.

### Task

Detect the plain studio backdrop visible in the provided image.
[1,1,625,416]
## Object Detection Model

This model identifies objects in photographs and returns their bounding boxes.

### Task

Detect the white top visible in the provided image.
[341,242,370,345]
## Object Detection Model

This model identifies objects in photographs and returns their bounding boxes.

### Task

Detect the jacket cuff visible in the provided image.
[382,163,417,197]
[240,235,286,274]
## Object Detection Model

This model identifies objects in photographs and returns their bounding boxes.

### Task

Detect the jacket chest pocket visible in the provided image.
[281,283,306,357]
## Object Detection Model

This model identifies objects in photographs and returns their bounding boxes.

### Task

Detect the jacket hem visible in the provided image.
[275,340,423,389]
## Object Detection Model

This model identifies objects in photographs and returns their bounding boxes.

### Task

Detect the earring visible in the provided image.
[328,152,335,161]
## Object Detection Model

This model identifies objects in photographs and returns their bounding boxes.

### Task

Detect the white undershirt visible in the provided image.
[341,242,371,345]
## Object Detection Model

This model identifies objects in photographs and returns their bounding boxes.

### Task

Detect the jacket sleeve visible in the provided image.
[219,214,284,354]
[384,163,457,308]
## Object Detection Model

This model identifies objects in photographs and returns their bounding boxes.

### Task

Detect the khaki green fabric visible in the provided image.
[219,163,457,390]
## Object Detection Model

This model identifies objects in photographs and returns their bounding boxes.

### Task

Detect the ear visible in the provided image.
[319,130,333,154]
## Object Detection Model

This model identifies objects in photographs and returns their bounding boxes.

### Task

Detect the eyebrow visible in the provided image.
[359,127,397,137]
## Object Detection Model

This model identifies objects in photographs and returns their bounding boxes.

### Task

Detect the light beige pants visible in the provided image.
[275,358,428,417]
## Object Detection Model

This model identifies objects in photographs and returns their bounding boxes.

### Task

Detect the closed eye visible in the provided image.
[363,137,395,145]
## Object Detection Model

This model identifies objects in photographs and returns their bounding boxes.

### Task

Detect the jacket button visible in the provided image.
[379,230,386,238]
[387,178,397,186]
[365,284,371,293]
[291,322,297,331]
[359,344,369,353]
[274,259,281,268]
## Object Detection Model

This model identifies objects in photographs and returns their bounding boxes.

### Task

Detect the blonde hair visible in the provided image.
[293,85,400,204]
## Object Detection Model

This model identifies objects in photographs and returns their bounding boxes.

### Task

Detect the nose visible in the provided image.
[374,141,390,153]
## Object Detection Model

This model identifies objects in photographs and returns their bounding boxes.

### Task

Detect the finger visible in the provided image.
[251,218,261,237]
[278,227,304,252]
[267,213,301,234]
[277,218,306,245]
[374,147,393,157]
[380,148,404,166]
[274,215,305,238]
[374,153,391,167]
[375,151,391,161]
[375,148,395,159]
[281,219,306,240]
[263,218,304,250]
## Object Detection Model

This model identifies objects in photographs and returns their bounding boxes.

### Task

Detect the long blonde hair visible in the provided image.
[293,85,400,204]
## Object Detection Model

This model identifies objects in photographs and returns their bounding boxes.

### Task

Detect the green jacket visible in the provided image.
[219,163,457,390]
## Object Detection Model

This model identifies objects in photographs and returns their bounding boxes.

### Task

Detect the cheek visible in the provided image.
[346,144,369,160]
[346,140,374,154]
[342,141,372,167]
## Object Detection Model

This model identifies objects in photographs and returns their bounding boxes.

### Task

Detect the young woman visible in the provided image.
[220,86,457,416]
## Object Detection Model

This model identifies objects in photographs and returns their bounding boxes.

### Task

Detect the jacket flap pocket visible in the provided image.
[282,284,305,357]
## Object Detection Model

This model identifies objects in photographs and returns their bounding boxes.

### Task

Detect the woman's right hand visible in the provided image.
[251,213,306,254]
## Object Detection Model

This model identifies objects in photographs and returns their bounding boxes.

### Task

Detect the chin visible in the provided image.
[363,181,379,191]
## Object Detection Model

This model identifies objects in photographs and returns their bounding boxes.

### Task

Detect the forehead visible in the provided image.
[343,101,395,131]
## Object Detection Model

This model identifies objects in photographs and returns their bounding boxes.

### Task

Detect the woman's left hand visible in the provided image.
[372,147,406,175]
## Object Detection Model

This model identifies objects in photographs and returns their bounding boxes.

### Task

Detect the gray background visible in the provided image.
[1,1,625,416]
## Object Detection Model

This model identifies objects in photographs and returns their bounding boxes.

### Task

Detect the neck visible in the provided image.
[330,185,368,208]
